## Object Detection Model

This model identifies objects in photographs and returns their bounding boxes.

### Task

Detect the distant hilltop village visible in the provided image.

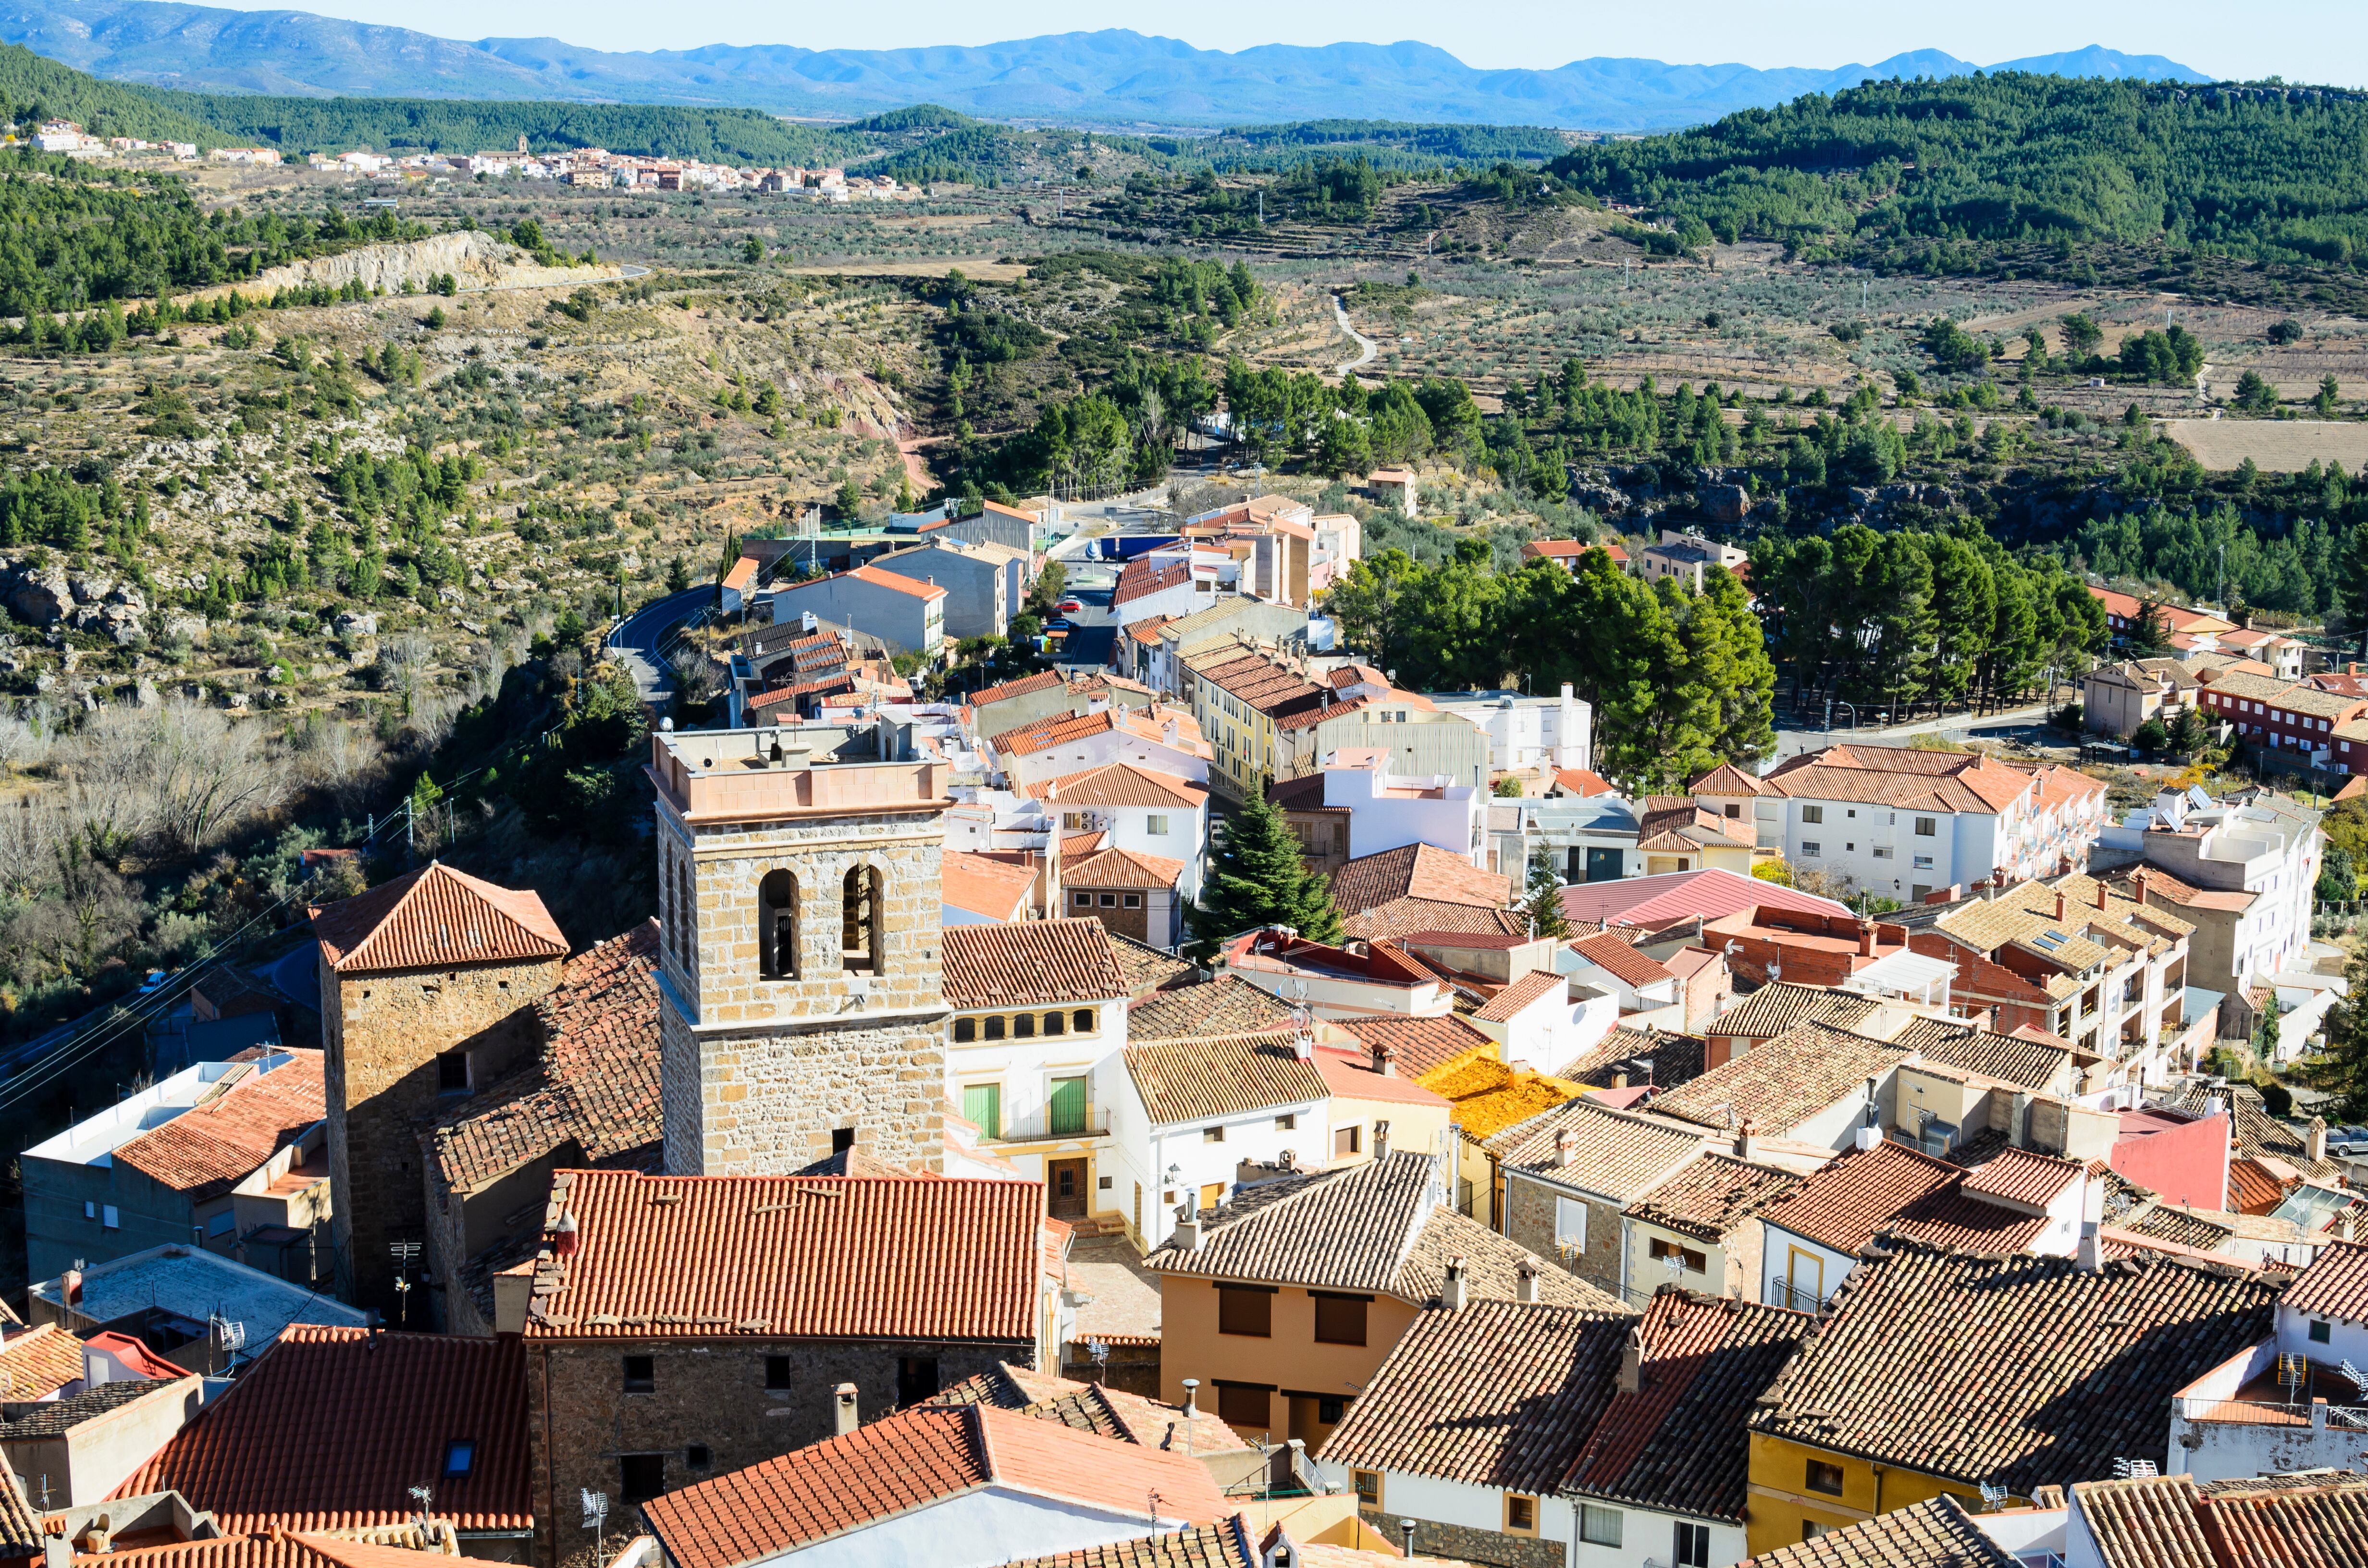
[1,120,909,197]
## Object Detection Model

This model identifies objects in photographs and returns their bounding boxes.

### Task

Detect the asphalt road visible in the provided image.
[1051,559,1120,673]
[1771,699,2059,760]
[609,586,715,708]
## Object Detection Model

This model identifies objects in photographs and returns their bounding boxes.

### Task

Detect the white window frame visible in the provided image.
[1579,1504,1624,1548]
[1554,1196,1587,1250]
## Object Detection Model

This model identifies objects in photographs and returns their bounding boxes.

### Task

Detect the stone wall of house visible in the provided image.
[657,796,952,1176]
[326,953,560,1315]
[528,1336,1023,1565]
[1357,1508,1562,1568]
[1069,892,1150,944]
[1502,1173,1625,1298]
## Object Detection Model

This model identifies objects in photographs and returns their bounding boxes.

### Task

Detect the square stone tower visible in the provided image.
[648,720,952,1175]
[311,861,568,1316]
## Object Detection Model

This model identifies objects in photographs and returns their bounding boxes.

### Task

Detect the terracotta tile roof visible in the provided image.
[1910,1024,2075,1093]
[1654,1021,1903,1137]
[310,862,567,975]
[1756,744,2044,815]
[1316,1299,1630,1495]
[1126,1029,1326,1123]
[1706,982,1881,1041]
[428,921,661,1199]
[1469,968,1567,1023]
[1483,1098,1712,1202]
[1126,976,1297,1042]
[1628,1153,1806,1241]
[997,707,1199,760]
[1330,1014,1496,1079]
[943,850,1039,919]
[1752,1238,2281,1494]
[1114,557,1192,606]
[839,563,947,600]
[1342,898,1529,944]
[1959,1145,2086,1211]
[524,1169,1047,1343]
[1563,868,1853,928]
[642,1403,1230,1568]
[1146,1152,1616,1310]
[100,1050,321,1200]
[65,1535,482,1568]
[2283,1237,2368,1322]
[1739,1495,2011,1568]
[944,919,1131,1009]
[1553,767,1621,797]
[928,1365,1253,1456]
[1064,846,1188,891]
[1105,934,1198,996]
[1326,843,1511,918]
[2155,1081,2343,1183]
[0,1468,36,1557]
[1314,1047,1454,1108]
[1554,1026,1707,1090]
[1569,931,1675,989]
[1569,1292,1811,1522]
[1759,1141,1979,1254]
[2121,1203,2237,1251]
[114,1326,529,1533]
[969,669,1067,711]
[997,1519,1257,1568]
[0,1322,88,1401]
[2112,865,2255,914]
[1027,762,1207,809]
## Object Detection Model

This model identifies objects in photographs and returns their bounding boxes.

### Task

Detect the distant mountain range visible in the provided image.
[0,2,2207,130]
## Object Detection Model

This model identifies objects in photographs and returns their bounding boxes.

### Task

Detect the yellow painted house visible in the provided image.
[1741,1237,2282,1555]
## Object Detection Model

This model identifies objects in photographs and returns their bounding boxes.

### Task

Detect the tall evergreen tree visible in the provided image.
[1186,791,1343,958]
[1523,848,1571,940]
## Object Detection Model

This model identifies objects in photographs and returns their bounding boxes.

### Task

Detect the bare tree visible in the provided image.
[295,716,383,815]
[148,699,287,856]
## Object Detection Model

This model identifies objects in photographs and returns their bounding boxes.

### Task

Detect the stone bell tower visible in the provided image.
[648,719,952,1175]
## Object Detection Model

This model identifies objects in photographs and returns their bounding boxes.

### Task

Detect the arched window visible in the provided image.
[841,865,881,974]
[758,870,800,980]
[675,858,697,969]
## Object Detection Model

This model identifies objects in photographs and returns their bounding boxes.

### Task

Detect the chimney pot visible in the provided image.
[1442,1256,1468,1311]
[1182,1378,1198,1418]
[2310,1115,2329,1165]
[1555,1127,1577,1168]
[1735,1118,1757,1159]
[1616,1327,1644,1394]
[1373,1121,1391,1160]
[2054,890,2067,921]
[1516,1262,1541,1304]
[1171,1200,1202,1251]
[1857,920,1875,958]
[832,1382,858,1436]
[1373,1044,1395,1078]
[2097,880,2108,910]
[2076,1228,2103,1273]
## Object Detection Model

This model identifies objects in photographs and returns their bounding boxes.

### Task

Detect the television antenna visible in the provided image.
[581,1489,611,1564]
[389,1240,423,1327]
[408,1485,433,1531]
[1977,1482,2009,1512]
[1085,1336,1110,1385]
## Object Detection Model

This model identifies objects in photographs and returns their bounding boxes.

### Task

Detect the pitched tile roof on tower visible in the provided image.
[428,920,661,1198]
[944,918,1130,1009]
[1739,1495,2012,1568]
[1628,1153,1806,1241]
[112,1326,529,1533]
[1314,1299,1632,1496]
[1125,1031,1327,1124]
[1567,1292,1813,1523]
[310,862,567,974]
[1145,1151,1616,1310]
[942,850,1039,919]
[1326,843,1512,919]
[1330,1014,1496,1079]
[0,1322,89,1401]
[641,1403,1231,1568]
[1126,975,1298,1042]
[1751,1238,2281,1495]
[1653,1021,1905,1137]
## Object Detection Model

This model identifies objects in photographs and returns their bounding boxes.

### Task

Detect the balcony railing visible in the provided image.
[976,1105,1112,1144]
[1766,1281,1833,1314]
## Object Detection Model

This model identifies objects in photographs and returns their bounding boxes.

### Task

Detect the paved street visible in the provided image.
[1770,699,2060,762]
[608,586,714,708]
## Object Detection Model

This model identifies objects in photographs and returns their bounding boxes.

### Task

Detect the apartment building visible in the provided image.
[1425,685,1593,775]
[766,564,947,657]
[865,538,1026,640]
[1691,746,2109,902]
[2197,669,2368,772]
[1267,748,1488,871]
[1636,530,1748,592]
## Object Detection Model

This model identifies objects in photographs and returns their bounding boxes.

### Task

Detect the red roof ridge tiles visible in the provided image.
[1114,558,1193,606]
[641,1403,1230,1568]
[944,919,1131,1009]
[970,670,1067,711]
[844,564,947,599]
[112,1326,529,1533]
[1064,846,1189,890]
[310,863,566,975]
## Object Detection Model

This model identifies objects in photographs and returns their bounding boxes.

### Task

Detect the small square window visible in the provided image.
[1204,1125,1225,1143]
[1146,815,1169,835]
[1318,1396,1345,1424]
[984,1016,1007,1041]
[1276,1114,1295,1131]
[1013,1013,1036,1039]
[1806,1459,1847,1496]
[1505,1494,1538,1535]
[2312,1319,2333,1344]
[1334,1125,1360,1157]
[685,1444,711,1470]
[102,1205,119,1230]
[1351,1467,1382,1507]
[1073,1008,1096,1033]
[444,1440,475,1477]
[1801,805,1824,824]
[1073,891,1093,906]
[1122,894,1141,909]
[437,1051,471,1094]
[84,1200,96,1220]
[622,1355,656,1394]
[1099,893,1117,907]
[953,1018,977,1044]
[765,1355,792,1390]
[618,1454,665,1505]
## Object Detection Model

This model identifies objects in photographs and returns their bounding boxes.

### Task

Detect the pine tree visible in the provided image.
[1186,791,1343,958]
[1523,847,1571,939]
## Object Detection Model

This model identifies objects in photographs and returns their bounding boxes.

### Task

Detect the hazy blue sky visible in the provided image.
[205,0,2368,83]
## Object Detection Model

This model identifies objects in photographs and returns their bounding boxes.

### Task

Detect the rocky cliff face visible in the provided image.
[249,231,623,295]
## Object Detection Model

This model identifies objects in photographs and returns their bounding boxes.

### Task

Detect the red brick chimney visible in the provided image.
[1373,1043,1396,1078]
[1857,920,1876,958]
[2054,890,2067,921]
[2097,880,2109,911]
[2133,869,2150,904]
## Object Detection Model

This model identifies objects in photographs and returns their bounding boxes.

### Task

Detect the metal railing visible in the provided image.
[977,1106,1112,1144]
[1766,1281,1832,1314]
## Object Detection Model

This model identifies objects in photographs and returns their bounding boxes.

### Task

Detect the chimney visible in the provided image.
[2132,869,2149,905]
[1555,1127,1577,1167]
[1373,1121,1391,1160]
[1857,920,1875,958]
[2010,1090,2033,1149]
[1612,1071,1628,1091]
[1441,1256,1468,1311]
[2076,1228,2103,1273]
[2097,880,2108,911]
[1292,1031,1313,1062]
[81,1518,111,1556]
[43,1532,69,1568]
[832,1383,858,1436]
[61,1266,82,1308]
[1616,1327,1644,1395]
[1373,1044,1396,1078]
[552,1210,578,1258]
[1561,683,1574,701]
[2310,1116,2329,1164]
[1170,1200,1202,1251]
[2053,890,2067,921]
[1735,1119,1757,1160]
[1516,1262,1541,1304]
[1182,1378,1199,1420]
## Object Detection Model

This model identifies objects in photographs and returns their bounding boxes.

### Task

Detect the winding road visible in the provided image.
[608,585,715,709]
[1331,294,1378,378]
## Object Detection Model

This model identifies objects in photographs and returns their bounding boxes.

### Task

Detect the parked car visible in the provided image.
[1056,598,1084,612]
[1045,617,1075,632]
